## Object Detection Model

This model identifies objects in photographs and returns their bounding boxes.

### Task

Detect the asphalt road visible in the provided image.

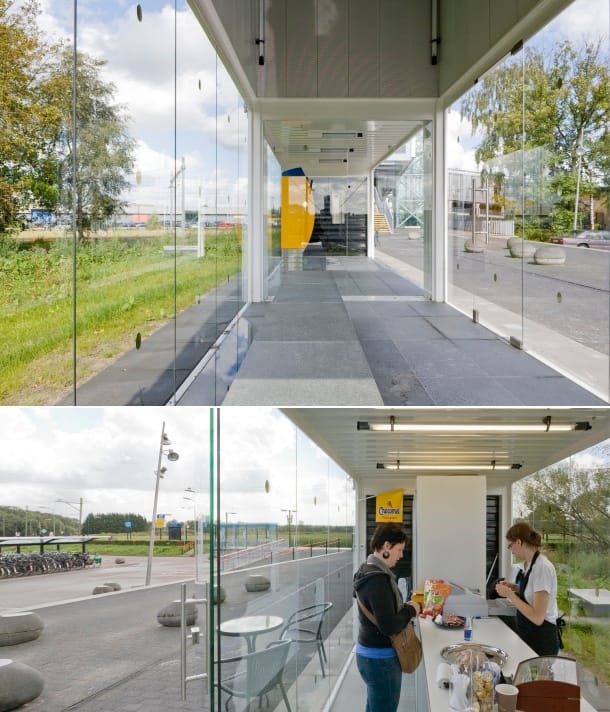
[1,552,354,712]
[379,232,610,355]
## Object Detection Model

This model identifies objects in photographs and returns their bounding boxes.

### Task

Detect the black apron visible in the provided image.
[515,551,560,656]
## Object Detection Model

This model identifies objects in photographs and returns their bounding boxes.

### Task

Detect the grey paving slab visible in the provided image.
[222,342,383,405]
[272,284,343,303]
[456,339,559,378]
[495,376,606,405]
[359,340,433,405]
[417,375,525,405]
[379,316,446,340]
[408,301,466,317]
[255,302,359,342]
[395,339,488,380]
[425,315,500,340]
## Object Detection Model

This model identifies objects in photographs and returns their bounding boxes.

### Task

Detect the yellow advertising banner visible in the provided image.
[375,489,404,522]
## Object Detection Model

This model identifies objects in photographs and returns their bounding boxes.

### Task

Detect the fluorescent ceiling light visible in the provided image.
[377,462,522,471]
[321,131,362,138]
[357,416,590,433]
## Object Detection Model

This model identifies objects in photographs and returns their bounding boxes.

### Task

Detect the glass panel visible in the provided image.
[513,436,610,711]
[309,176,368,257]
[373,124,433,296]
[0,1,249,405]
[216,408,355,711]
[265,141,282,299]
[447,0,610,400]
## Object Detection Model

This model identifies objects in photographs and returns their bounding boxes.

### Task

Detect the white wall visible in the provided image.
[415,475,487,593]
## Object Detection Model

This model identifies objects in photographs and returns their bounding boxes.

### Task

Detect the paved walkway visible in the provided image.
[56,238,608,407]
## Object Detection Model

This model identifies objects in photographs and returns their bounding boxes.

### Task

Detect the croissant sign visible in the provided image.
[376,489,404,523]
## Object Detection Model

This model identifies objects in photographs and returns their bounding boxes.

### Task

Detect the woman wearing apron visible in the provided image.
[495,522,560,656]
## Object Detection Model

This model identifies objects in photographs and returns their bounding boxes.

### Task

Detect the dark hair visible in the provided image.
[369,523,408,553]
[506,522,542,548]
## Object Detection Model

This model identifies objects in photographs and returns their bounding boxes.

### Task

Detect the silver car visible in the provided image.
[550,230,610,249]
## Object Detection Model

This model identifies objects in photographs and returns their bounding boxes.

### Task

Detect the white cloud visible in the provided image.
[34,0,247,214]
[0,408,353,527]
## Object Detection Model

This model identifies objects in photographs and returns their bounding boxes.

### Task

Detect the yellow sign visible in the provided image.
[375,489,404,522]
[280,174,315,249]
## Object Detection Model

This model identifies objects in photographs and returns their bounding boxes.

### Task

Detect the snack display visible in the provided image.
[433,613,466,629]
[422,579,453,618]
[447,645,502,712]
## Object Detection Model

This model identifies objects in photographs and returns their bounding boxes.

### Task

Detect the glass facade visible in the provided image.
[213,408,356,711]
[1,1,247,405]
[512,444,610,709]
[446,0,610,401]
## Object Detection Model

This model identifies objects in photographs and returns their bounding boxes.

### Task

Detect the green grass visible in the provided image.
[0,229,242,403]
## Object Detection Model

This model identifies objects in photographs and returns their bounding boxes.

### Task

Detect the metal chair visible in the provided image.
[216,638,292,711]
[279,602,333,677]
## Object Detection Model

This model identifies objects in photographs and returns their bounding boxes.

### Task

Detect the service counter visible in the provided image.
[416,616,595,712]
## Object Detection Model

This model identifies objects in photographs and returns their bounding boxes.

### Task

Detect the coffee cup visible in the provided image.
[495,683,519,712]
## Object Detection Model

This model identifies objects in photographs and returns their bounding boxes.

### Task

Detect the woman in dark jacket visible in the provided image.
[353,523,421,712]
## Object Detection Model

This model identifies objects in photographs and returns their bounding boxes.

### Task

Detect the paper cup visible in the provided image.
[495,683,519,712]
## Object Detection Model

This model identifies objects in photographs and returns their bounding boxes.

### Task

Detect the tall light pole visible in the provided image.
[573,127,584,232]
[146,422,179,586]
[281,509,296,548]
[36,505,56,535]
[56,498,83,532]
[184,487,198,582]
[224,512,237,549]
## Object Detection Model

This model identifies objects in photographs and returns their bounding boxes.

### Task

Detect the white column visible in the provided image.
[368,170,375,259]
[247,108,265,303]
[432,102,446,302]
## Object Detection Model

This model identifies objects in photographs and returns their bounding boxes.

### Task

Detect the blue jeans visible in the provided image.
[356,653,402,712]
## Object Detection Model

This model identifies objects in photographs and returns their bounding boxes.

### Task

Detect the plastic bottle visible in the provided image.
[464,616,473,642]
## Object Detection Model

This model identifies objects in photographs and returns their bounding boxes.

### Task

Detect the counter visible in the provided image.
[418,616,595,712]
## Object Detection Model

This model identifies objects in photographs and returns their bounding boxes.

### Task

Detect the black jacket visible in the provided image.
[353,561,416,648]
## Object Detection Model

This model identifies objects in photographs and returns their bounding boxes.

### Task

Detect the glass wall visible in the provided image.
[0,0,247,405]
[309,176,368,256]
[215,408,356,711]
[372,122,434,296]
[264,141,282,298]
[512,439,610,710]
[446,0,610,401]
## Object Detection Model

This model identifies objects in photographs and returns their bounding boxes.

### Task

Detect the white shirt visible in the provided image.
[520,553,558,624]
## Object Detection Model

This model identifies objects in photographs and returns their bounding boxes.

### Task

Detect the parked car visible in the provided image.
[550,230,610,249]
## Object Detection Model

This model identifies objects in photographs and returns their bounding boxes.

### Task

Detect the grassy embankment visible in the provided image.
[0,227,242,404]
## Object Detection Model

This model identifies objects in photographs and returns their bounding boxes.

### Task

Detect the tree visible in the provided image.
[0,0,60,231]
[461,39,610,232]
[44,47,136,239]
[82,512,148,534]
[516,462,609,550]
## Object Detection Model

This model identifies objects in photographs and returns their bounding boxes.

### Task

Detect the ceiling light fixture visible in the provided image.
[321,131,363,138]
[357,415,591,433]
[376,461,522,471]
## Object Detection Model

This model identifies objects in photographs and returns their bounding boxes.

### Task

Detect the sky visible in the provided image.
[0,407,354,530]
[36,0,248,216]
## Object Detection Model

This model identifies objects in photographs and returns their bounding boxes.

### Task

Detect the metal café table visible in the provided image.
[219,615,284,652]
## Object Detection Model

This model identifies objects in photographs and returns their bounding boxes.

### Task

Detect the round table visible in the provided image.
[219,615,284,652]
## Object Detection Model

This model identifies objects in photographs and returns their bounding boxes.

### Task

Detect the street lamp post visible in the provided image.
[225,512,237,549]
[573,127,585,232]
[280,509,296,548]
[145,422,179,586]
[56,498,83,532]
[184,487,198,582]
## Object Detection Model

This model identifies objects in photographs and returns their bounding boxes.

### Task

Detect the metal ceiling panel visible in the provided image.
[281,408,610,483]
[264,118,423,176]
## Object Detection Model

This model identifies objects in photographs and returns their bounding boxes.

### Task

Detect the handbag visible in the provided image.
[356,595,423,673]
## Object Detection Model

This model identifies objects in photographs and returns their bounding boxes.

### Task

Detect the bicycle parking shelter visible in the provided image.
[0,535,111,554]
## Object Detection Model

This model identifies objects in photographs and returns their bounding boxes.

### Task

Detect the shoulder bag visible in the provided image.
[356,595,423,673]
